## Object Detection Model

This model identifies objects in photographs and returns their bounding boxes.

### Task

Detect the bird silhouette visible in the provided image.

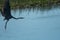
[1,0,24,30]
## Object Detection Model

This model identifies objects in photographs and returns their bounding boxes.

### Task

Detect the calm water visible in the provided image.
[0,7,60,40]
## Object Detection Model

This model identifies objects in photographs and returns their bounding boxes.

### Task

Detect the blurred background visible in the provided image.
[0,0,60,40]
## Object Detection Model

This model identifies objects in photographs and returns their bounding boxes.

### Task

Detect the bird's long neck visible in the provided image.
[4,0,9,5]
[5,0,9,3]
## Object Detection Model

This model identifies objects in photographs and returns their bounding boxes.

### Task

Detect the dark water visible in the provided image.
[0,7,60,40]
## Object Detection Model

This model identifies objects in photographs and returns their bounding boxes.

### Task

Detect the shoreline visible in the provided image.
[0,0,60,9]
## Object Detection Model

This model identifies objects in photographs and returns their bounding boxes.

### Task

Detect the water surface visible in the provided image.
[0,7,60,40]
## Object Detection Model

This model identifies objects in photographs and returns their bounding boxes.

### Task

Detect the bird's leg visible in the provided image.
[5,20,9,30]
[13,17,24,19]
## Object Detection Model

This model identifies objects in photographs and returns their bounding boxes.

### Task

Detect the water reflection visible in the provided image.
[11,7,60,18]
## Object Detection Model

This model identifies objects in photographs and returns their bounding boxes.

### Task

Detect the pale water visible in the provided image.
[0,7,60,40]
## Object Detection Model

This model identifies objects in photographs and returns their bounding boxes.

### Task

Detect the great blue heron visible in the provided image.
[1,0,24,30]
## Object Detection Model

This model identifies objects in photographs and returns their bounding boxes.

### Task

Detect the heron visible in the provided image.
[1,0,24,30]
